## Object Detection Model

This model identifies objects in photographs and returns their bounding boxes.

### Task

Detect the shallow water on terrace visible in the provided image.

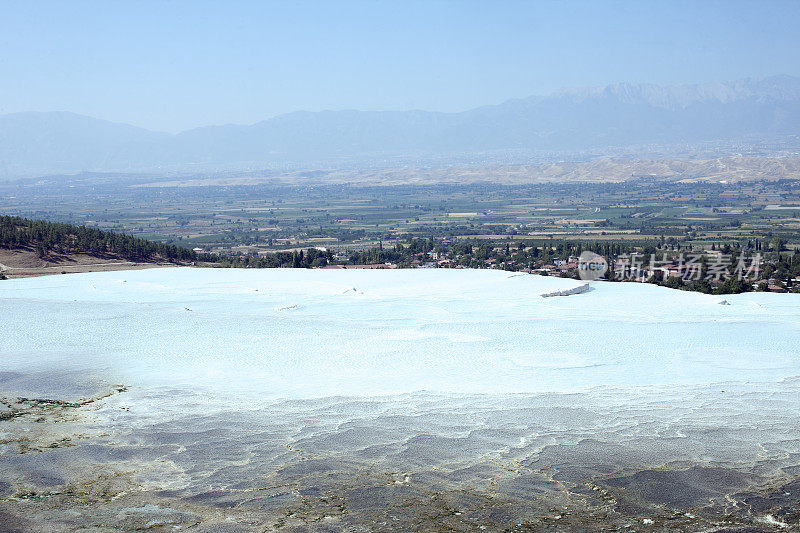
[1,267,799,399]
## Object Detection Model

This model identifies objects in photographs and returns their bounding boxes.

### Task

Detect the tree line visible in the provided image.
[0,215,199,262]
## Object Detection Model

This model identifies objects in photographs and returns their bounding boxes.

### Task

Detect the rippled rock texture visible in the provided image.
[2,373,800,531]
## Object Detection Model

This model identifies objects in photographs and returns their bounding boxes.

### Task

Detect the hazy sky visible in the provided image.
[2,0,799,132]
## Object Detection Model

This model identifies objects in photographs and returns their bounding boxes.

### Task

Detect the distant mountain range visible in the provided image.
[2,75,800,178]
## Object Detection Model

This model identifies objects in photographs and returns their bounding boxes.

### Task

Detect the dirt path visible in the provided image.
[2,262,175,279]
[0,257,179,279]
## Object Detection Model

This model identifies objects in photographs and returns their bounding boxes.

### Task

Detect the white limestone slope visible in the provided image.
[1,268,798,399]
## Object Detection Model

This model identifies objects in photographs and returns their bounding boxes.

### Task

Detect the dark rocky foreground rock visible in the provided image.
[1,372,800,532]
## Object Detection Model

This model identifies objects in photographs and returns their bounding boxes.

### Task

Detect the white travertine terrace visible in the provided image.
[2,268,798,399]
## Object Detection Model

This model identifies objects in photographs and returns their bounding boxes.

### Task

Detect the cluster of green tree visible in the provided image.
[626,249,800,295]
[347,246,405,266]
[216,247,333,269]
[0,215,199,262]
[649,272,753,295]
[333,238,637,271]
[762,252,800,285]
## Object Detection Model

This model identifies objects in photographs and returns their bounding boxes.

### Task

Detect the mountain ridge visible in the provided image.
[2,75,800,178]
